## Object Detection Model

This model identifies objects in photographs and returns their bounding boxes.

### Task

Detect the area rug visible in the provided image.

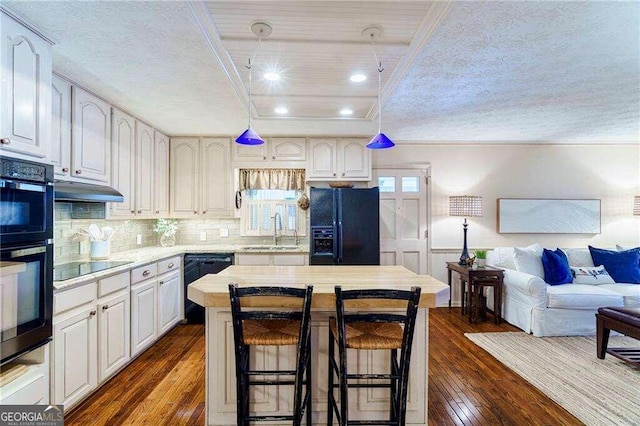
[465,332,640,426]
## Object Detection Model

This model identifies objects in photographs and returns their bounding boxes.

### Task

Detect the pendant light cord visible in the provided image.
[370,36,384,133]
[246,36,263,129]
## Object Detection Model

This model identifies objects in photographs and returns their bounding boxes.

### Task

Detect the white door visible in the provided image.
[372,169,429,274]
[157,272,181,336]
[130,280,157,356]
[98,292,130,382]
[52,306,97,407]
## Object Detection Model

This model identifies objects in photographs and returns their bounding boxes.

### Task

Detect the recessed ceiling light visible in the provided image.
[264,72,280,81]
[350,74,366,83]
[340,108,353,116]
[274,107,288,114]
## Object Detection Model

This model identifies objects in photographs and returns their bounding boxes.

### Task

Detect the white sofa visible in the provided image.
[487,246,640,336]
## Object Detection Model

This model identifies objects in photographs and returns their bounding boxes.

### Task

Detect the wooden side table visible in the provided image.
[446,262,504,324]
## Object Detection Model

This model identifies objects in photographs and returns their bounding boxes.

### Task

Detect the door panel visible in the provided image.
[373,169,429,274]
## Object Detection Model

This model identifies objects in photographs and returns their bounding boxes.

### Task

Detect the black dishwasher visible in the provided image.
[184,253,234,323]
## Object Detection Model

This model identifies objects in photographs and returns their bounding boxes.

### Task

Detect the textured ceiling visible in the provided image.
[3,1,639,142]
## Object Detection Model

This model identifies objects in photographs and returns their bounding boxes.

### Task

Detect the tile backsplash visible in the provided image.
[54,203,307,264]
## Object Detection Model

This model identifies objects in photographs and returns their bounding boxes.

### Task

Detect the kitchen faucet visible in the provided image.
[272,212,282,245]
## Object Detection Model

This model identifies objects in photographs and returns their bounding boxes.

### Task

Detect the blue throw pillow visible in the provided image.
[588,246,640,284]
[541,248,573,285]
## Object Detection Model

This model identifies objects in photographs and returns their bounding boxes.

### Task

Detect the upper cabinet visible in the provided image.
[0,12,53,160]
[51,75,72,177]
[110,109,136,217]
[232,137,306,164]
[72,87,111,183]
[135,121,154,216]
[154,131,170,216]
[307,138,371,181]
[110,108,168,219]
[170,137,231,218]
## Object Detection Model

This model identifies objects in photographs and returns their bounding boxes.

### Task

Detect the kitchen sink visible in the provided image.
[242,245,299,251]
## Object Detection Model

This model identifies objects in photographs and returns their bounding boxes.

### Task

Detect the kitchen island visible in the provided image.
[188,265,448,425]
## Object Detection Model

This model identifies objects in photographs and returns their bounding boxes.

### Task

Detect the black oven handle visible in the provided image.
[0,180,46,192]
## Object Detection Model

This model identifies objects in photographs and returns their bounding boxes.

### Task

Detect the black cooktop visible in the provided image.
[54,261,133,281]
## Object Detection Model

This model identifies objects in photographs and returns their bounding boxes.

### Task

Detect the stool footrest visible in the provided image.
[607,347,640,364]
[247,369,296,375]
[347,420,399,425]
[347,373,399,380]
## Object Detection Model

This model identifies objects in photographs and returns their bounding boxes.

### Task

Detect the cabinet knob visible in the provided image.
[202,211,206,214]
[89,310,97,317]
[62,167,69,173]
[155,210,159,214]
[131,210,135,213]
[272,156,275,160]
[0,138,10,145]
[102,305,109,311]
[142,270,151,276]
[76,170,82,174]
[263,156,267,160]
[194,211,198,214]
[137,210,141,213]
[167,263,174,268]
[342,172,345,177]
[159,280,164,285]
[333,173,336,177]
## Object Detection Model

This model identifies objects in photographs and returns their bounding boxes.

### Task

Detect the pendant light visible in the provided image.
[235,22,272,146]
[364,26,395,150]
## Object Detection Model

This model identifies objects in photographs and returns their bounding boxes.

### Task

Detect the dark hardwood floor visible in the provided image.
[66,308,581,425]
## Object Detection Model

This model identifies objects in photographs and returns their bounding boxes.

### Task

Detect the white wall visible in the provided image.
[373,143,640,301]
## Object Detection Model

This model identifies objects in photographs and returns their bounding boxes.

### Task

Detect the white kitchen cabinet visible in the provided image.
[201,137,231,217]
[130,279,157,357]
[170,137,231,218]
[154,131,170,216]
[307,138,370,181]
[71,86,111,183]
[97,290,130,382]
[110,112,160,218]
[0,11,53,160]
[232,137,306,163]
[51,75,72,177]
[52,305,98,408]
[110,108,136,216]
[135,121,154,216]
[157,271,181,336]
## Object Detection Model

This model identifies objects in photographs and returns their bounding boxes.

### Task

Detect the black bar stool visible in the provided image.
[327,286,421,426]
[228,284,314,425]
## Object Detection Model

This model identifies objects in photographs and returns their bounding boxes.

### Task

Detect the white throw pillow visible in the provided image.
[513,245,544,279]
[617,244,633,251]
[563,248,595,267]
[571,265,615,285]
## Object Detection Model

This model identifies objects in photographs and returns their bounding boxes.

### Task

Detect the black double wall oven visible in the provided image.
[0,156,54,365]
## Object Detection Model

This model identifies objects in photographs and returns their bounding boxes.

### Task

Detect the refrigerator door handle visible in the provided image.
[332,220,339,263]
[338,220,344,263]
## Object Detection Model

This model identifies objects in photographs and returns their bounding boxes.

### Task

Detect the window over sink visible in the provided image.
[237,168,307,237]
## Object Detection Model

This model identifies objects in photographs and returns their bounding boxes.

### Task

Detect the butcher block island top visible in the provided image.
[188,265,448,308]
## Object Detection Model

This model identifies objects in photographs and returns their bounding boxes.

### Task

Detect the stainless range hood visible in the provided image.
[54,181,124,203]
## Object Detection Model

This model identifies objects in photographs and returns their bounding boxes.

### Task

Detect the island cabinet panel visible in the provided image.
[206,309,427,425]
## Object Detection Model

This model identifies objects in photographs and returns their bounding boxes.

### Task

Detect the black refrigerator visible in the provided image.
[309,187,380,265]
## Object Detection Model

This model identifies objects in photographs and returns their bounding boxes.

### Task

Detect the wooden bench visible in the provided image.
[596,307,640,365]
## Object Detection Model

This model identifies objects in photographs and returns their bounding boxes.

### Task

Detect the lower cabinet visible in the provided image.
[98,291,131,382]
[235,253,307,266]
[130,279,158,357]
[52,256,183,409]
[53,305,98,408]
[158,271,181,336]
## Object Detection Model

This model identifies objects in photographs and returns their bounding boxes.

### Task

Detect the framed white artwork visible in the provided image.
[497,199,601,234]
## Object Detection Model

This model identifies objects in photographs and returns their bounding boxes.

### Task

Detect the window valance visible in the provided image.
[239,168,306,191]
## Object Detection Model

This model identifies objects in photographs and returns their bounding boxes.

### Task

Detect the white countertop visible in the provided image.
[54,244,309,291]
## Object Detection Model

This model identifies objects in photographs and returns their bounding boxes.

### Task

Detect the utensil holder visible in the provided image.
[90,241,110,260]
